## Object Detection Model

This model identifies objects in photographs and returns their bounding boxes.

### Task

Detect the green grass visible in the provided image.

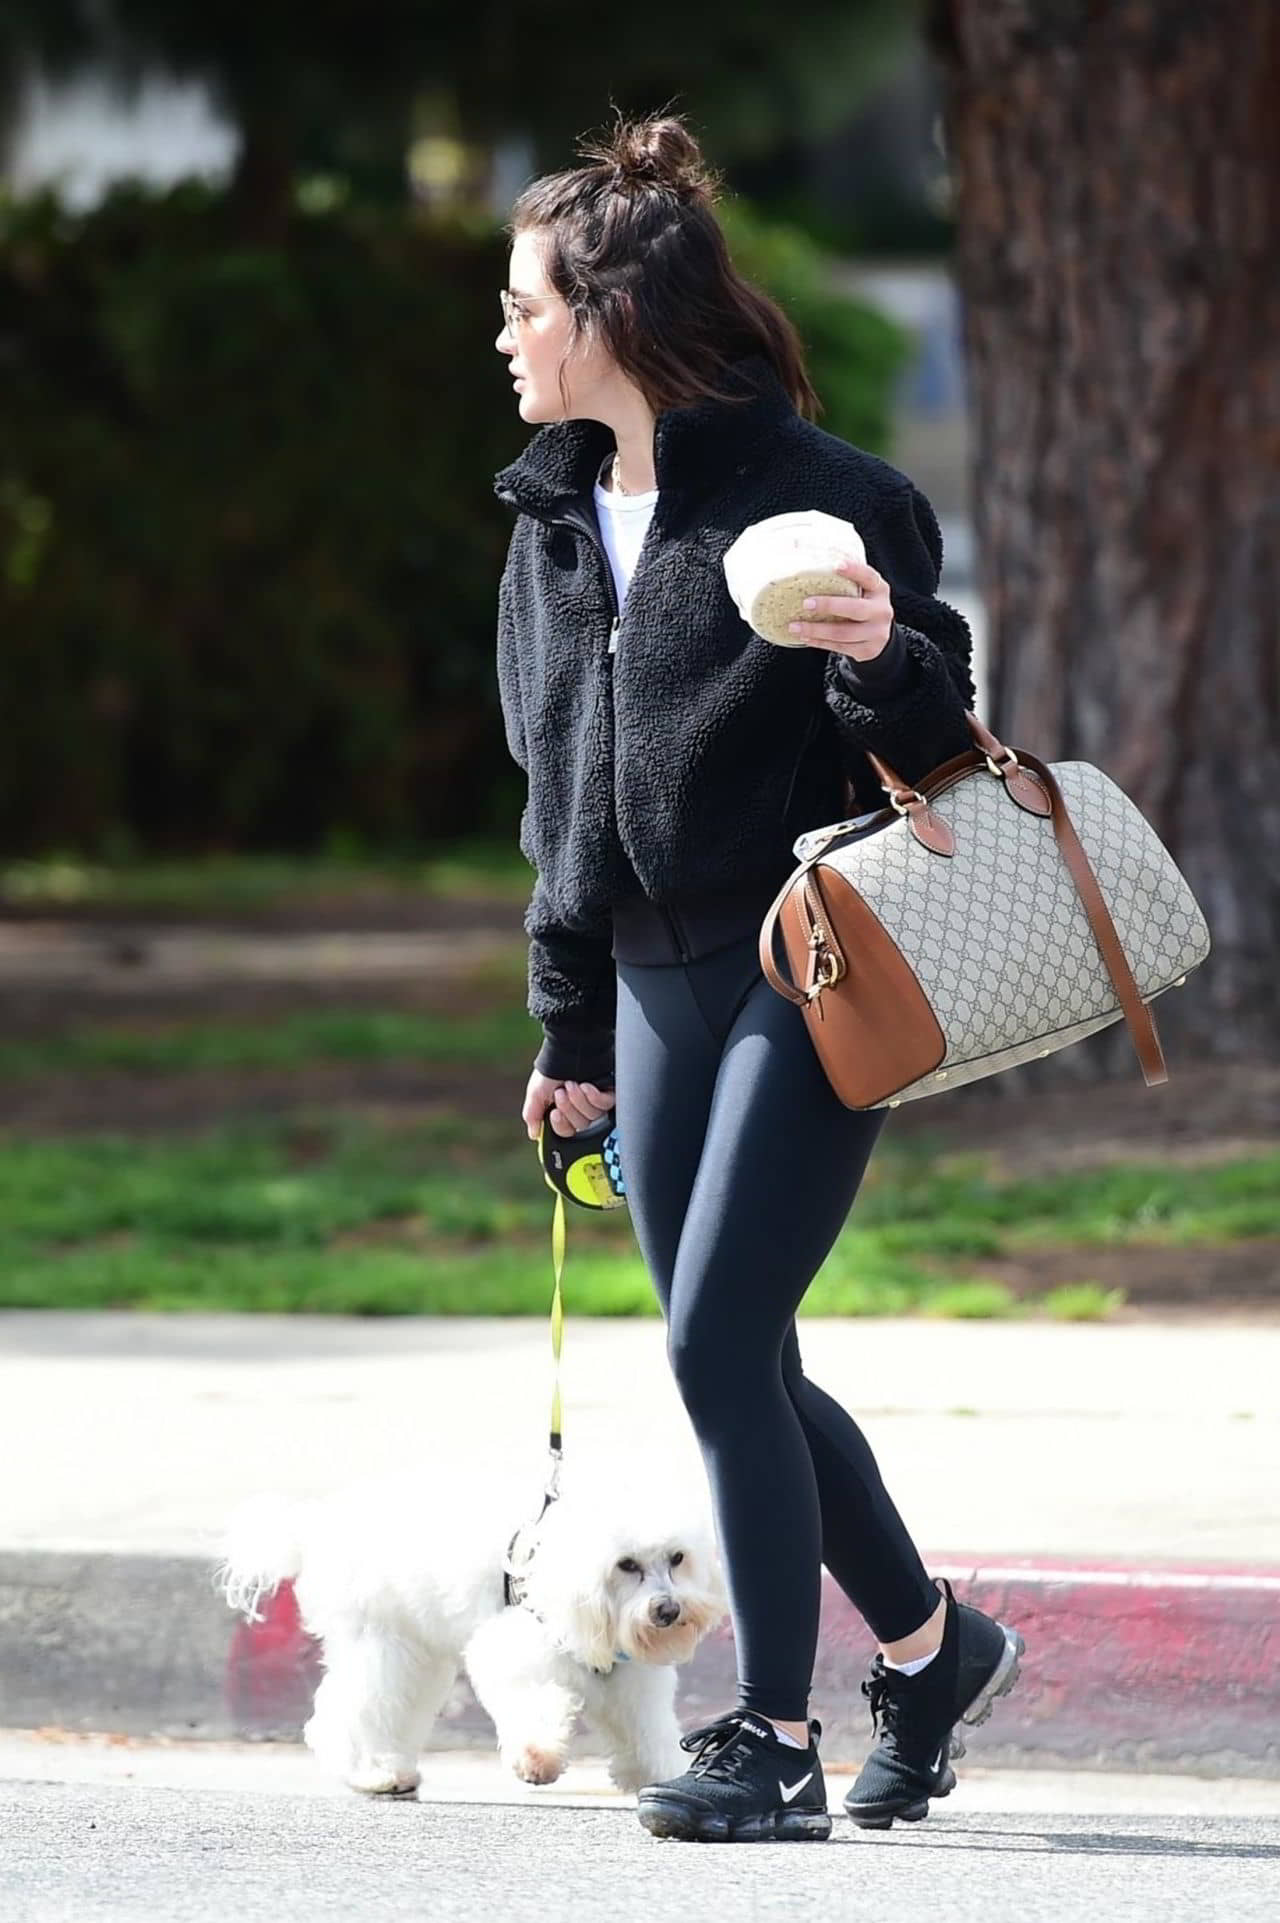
[0,1115,651,1314]
[850,1147,1280,1250]
[1036,1282,1128,1321]
[0,840,533,911]
[7,997,1267,1253]
[0,1109,1273,1317]
[920,1280,1019,1320]
[0,1002,538,1078]
[7,847,1270,1318]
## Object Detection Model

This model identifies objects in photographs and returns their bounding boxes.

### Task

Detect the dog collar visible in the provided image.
[511,1598,631,1676]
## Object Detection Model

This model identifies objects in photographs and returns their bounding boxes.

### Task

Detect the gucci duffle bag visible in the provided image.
[757,710,1211,1110]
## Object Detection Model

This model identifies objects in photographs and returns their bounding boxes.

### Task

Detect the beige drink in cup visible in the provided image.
[722,510,866,648]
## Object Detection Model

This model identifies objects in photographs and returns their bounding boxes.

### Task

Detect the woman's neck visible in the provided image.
[600,396,657,495]
[610,453,656,496]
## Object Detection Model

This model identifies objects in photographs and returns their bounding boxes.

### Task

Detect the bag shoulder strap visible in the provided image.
[759,713,1168,1088]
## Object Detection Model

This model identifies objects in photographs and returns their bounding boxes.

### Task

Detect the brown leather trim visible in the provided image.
[844,750,989,836]
[761,712,1169,1092]
[778,868,945,1108]
[1014,748,1168,1087]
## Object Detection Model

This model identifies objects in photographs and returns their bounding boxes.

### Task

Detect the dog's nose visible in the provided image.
[651,1598,681,1627]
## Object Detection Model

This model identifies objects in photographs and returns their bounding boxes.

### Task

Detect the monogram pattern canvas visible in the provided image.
[792,760,1211,1106]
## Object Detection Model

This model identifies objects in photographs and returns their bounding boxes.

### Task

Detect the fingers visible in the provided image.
[788,613,874,643]
[788,569,893,646]
[525,1073,616,1140]
[523,1078,557,1140]
[551,1080,613,1134]
[833,558,883,592]
[793,594,877,622]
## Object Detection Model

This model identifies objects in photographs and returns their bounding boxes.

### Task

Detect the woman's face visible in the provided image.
[495,229,618,426]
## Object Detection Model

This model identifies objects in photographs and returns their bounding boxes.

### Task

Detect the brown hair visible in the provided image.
[505,107,821,422]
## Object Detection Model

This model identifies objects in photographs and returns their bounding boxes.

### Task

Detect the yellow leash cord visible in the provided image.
[531,1107,625,1513]
[504,1113,626,1627]
[499,1183,563,1606]
[546,1187,565,1498]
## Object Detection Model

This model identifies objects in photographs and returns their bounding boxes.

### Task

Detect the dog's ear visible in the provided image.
[519,1511,620,1673]
[561,1581,620,1674]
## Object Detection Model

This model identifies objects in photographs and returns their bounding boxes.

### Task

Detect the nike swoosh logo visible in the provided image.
[779,1770,815,1804]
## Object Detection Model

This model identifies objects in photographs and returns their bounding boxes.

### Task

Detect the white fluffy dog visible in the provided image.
[215,1467,728,1797]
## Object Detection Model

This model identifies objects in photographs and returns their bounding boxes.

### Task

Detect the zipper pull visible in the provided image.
[607,617,620,655]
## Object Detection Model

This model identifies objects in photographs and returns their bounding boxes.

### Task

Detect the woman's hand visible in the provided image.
[523,1069,617,1141]
[784,557,894,662]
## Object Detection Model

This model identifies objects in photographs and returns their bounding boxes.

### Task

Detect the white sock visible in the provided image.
[769,1724,808,1749]
[882,1646,940,1677]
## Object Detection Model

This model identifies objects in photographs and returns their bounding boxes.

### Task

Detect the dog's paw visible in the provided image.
[346,1763,421,1797]
[609,1754,682,1795]
[510,1743,565,1786]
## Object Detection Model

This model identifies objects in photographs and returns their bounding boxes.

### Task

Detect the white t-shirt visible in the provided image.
[592,461,659,611]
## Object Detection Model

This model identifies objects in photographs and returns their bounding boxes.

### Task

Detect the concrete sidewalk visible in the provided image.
[2,1311,1277,1774]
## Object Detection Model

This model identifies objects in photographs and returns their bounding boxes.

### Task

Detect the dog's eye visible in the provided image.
[669,1552,684,1567]
[618,1558,642,1575]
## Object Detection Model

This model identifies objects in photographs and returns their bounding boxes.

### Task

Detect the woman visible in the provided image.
[492,110,1023,1844]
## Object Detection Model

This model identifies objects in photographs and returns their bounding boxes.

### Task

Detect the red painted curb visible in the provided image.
[225,1582,323,1733]
[224,1561,1280,1772]
[816,1559,1280,1772]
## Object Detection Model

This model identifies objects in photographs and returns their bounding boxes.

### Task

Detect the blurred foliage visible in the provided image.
[0,181,521,853]
[746,183,953,262]
[0,181,905,857]
[718,199,908,451]
[2,3,913,226]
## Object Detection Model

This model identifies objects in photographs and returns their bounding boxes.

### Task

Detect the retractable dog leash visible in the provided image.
[502,1110,627,1609]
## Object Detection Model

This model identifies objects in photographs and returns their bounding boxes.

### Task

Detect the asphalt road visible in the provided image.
[2,1738,1277,1923]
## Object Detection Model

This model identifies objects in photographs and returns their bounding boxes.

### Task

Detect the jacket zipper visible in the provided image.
[781,710,819,822]
[555,500,622,648]
[661,901,691,963]
[550,500,692,963]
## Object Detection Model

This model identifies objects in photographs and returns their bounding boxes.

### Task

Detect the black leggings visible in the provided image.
[614,929,940,1723]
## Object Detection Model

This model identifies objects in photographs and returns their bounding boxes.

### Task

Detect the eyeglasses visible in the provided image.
[499,289,558,331]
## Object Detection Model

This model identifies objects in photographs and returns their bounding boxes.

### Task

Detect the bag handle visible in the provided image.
[759,712,1168,1088]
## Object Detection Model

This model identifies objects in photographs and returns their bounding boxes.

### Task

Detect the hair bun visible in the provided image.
[577,110,720,204]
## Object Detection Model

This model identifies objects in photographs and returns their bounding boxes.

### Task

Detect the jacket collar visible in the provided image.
[492,352,798,527]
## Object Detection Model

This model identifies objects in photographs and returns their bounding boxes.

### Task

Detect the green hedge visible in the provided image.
[0,182,906,857]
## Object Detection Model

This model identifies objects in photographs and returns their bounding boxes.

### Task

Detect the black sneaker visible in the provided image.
[843,1578,1025,1830]
[636,1709,832,1843]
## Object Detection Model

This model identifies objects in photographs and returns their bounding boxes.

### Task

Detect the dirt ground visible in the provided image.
[1,895,1275,1313]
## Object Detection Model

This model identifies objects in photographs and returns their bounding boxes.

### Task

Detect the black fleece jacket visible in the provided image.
[492,353,976,1086]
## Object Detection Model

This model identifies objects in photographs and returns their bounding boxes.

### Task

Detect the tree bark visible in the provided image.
[928,0,1280,1080]
[229,100,296,245]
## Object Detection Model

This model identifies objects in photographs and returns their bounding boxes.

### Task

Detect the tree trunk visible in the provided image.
[229,100,295,245]
[928,0,1280,1082]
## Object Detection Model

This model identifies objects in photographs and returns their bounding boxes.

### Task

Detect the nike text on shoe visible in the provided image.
[636,1709,832,1843]
[844,1577,1025,1831]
